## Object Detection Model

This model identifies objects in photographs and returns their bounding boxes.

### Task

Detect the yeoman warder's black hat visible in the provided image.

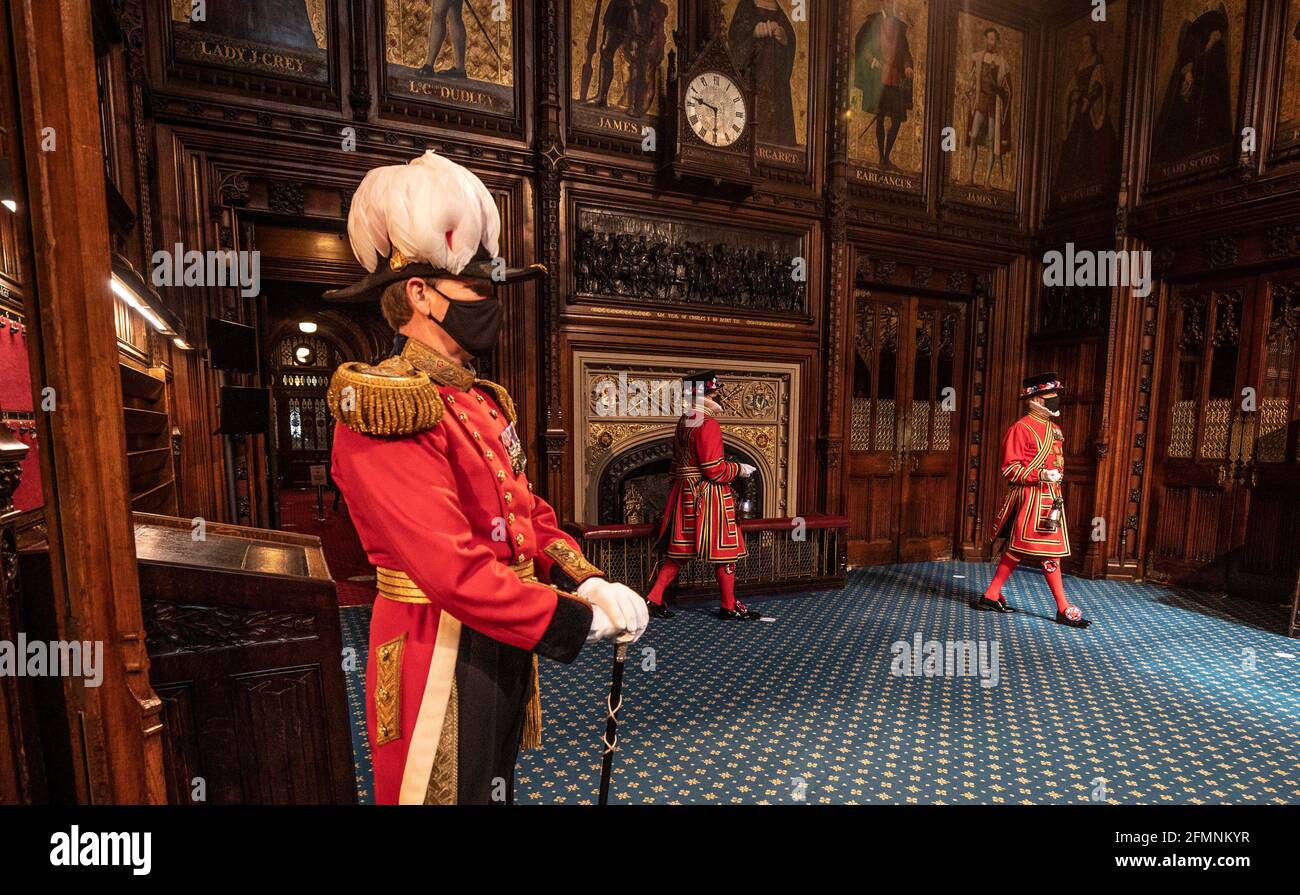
[683,371,723,394]
[1020,372,1065,400]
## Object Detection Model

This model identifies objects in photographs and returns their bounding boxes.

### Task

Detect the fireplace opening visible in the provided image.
[596,438,764,525]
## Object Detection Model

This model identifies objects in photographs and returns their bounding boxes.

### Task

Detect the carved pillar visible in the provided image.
[9,0,166,803]
[961,277,993,559]
[115,0,153,258]
[347,0,372,119]
[820,0,851,516]
[538,0,568,503]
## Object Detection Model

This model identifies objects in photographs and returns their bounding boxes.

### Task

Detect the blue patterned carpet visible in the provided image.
[340,562,1300,805]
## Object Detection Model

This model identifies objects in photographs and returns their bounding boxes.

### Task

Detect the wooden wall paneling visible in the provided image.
[152,131,231,525]
[9,0,166,803]
[842,233,1013,563]
[975,255,1033,555]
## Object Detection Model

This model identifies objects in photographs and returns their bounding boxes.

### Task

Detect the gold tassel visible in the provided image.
[521,654,542,750]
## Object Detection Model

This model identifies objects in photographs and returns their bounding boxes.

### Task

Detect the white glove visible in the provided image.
[1040,468,1063,483]
[737,463,757,478]
[579,577,649,643]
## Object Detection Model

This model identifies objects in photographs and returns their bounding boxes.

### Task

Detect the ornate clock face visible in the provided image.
[685,71,747,147]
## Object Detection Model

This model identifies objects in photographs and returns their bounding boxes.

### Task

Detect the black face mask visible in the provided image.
[1041,395,1061,414]
[430,289,502,356]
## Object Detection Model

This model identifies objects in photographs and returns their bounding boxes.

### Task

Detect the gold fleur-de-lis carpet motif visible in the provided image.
[340,562,1300,805]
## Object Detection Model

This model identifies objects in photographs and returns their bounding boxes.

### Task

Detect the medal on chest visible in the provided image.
[499,422,526,475]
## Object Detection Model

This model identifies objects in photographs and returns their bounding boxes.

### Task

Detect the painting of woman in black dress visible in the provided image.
[727,0,799,146]
[189,0,320,53]
[172,0,328,83]
[1055,31,1119,198]
[1152,2,1235,165]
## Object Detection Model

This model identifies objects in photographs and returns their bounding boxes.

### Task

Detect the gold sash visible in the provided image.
[375,557,545,749]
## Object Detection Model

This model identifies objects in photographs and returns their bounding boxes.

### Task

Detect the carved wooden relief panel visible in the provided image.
[846,0,928,196]
[571,205,808,315]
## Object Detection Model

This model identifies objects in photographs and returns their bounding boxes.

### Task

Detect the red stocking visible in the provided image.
[645,559,681,606]
[715,563,736,611]
[983,552,1020,603]
[1042,559,1069,614]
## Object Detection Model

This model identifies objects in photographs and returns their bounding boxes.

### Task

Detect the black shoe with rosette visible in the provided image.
[646,598,675,619]
[1055,606,1091,628]
[718,601,762,620]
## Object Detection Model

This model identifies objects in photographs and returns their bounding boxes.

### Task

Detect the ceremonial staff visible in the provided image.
[598,634,632,805]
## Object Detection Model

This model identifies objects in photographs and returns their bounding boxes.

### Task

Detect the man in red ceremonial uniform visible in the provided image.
[643,372,760,620]
[975,372,1091,628]
[325,151,649,804]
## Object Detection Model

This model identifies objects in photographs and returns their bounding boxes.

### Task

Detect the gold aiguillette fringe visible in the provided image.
[327,357,443,436]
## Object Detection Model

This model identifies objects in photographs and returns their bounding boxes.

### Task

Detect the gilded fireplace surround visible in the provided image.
[571,351,801,525]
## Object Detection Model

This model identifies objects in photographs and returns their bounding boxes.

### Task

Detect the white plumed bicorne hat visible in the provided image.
[325,150,545,302]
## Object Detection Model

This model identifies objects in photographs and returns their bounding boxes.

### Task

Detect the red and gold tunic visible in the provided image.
[329,337,602,805]
[656,404,747,563]
[989,411,1070,558]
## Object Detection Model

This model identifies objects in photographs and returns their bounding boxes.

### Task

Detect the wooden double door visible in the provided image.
[846,293,968,566]
[1150,268,1300,598]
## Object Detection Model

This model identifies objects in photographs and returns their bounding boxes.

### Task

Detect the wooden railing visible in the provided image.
[571,514,849,601]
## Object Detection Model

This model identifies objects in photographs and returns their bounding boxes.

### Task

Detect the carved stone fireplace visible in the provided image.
[572,351,800,525]
[595,437,764,526]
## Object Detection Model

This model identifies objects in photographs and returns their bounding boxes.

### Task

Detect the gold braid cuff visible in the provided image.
[327,356,443,437]
[542,540,604,585]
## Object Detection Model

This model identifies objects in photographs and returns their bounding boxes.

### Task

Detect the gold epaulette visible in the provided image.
[327,356,444,436]
[474,378,517,424]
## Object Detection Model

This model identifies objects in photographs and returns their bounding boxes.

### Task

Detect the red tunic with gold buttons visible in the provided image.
[329,337,602,805]
[656,403,747,563]
[989,411,1070,558]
